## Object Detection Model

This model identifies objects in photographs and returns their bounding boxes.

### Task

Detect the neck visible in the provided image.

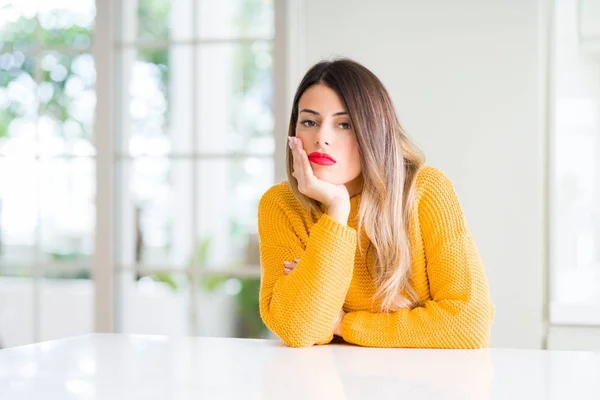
[345,174,364,197]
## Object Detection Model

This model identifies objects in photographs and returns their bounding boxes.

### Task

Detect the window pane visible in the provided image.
[0,52,37,156]
[550,0,600,321]
[115,156,271,339]
[115,159,193,269]
[196,158,273,269]
[197,42,273,154]
[38,158,95,264]
[38,51,96,156]
[124,0,273,42]
[0,2,97,349]
[116,269,267,338]
[197,0,274,39]
[116,269,189,336]
[0,273,35,347]
[122,46,193,156]
[40,275,93,341]
[195,277,268,339]
[0,7,37,52]
[0,157,37,266]
[121,43,274,156]
[38,0,95,50]
[135,0,193,41]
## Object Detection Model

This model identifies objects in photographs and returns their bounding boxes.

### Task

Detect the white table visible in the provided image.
[0,334,598,399]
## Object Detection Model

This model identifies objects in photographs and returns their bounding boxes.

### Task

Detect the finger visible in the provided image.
[294,258,300,263]
[283,261,297,268]
[291,138,303,179]
[284,268,292,275]
[295,138,313,181]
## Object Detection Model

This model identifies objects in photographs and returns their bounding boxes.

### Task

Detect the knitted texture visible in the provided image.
[257,166,494,348]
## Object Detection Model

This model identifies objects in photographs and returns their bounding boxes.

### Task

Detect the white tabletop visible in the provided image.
[0,334,598,399]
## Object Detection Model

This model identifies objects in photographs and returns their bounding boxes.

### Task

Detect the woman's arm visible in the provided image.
[258,185,356,347]
[341,234,494,348]
[340,169,494,349]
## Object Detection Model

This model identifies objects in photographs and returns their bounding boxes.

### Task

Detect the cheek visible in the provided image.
[345,154,362,178]
[329,142,361,181]
[294,131,311,147]
[294,127,307,138]
[344,141,362,173]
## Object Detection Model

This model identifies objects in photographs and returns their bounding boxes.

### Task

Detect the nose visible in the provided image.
[315,125,332,147]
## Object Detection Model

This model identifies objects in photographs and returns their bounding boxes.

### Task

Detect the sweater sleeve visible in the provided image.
[258,186,357,347]
[340,170,494,348]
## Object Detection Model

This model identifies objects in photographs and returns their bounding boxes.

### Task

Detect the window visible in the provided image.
[0,0,276,348]
[111,0,275,339]
[0,0,97,347]
[550,0,600,325]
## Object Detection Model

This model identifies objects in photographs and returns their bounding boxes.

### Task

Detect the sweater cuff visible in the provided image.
[341,312,359,343]
[316,213,357,243]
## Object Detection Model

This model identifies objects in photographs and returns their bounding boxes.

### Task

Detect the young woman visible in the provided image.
[257,59,494,348]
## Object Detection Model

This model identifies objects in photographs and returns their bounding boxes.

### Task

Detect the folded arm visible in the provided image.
[258,187,357,347]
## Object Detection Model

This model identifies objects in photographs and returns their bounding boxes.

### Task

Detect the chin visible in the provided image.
[314,171,344,185]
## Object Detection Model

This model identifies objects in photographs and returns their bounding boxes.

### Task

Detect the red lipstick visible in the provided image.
[307,152,336,166]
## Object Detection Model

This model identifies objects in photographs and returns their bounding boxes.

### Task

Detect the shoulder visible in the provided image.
[413,165,468,237]
[258,182,313,241]
[258,182,308,220]
[259,182,296,211]
[414,165,456,200]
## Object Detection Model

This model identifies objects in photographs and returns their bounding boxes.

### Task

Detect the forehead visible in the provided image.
[298,83,346,112]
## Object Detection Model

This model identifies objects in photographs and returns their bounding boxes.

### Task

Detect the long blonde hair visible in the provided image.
[286,59,425,311]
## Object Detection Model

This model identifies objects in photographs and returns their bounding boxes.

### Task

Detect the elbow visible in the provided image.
[469,295,495,348]
[273,320,330,348]
[454,303,494,349]
[445,321,491,349]
[280,334,317,348]
[463,326,491,349]
[260,306,325,348]
[269,322,322,348]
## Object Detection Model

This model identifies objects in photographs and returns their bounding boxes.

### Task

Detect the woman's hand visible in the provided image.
[283,258,300,275]
[333,310,345,337]
[289,137,350,217]
[283,259,345,337]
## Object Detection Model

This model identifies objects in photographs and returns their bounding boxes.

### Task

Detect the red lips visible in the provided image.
[307,152,336,166]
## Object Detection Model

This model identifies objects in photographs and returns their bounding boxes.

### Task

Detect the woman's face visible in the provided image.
[295,83,363,196]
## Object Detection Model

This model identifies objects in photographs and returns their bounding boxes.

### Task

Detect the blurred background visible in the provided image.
[0,0,598,351]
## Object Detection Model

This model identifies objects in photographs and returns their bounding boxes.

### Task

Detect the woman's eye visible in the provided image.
[338,122,351,130]
[301,120,316,127]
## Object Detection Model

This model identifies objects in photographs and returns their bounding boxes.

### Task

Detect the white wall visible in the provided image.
[283,0,548,348]
[547,326,600,350]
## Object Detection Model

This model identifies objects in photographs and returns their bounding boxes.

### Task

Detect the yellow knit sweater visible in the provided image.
[257,166,494,348]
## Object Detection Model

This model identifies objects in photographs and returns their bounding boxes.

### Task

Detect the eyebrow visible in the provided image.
[299,108,348,117]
